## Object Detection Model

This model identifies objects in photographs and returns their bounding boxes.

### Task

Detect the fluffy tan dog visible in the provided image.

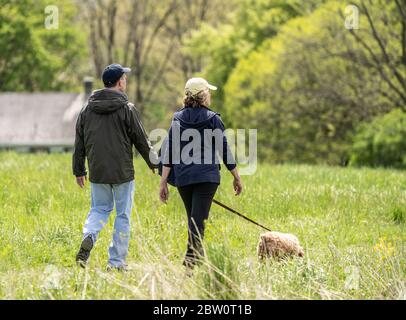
[258,231,304,260]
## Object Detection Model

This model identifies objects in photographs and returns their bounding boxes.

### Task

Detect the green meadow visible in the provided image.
[0,152,404,299]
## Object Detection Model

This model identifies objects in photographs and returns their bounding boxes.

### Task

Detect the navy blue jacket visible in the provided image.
[160,106,236,187]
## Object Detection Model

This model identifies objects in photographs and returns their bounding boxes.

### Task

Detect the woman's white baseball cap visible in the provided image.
[185,77,217,95]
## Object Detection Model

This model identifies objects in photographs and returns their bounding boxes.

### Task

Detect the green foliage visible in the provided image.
[350,109,406,169]
[185,0,303,114]
[0,0,87,91]
[186,0,406,165]
[223,1,405,164]
[185,24,245,113]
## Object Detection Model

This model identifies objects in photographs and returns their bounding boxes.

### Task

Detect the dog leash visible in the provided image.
[212,199,272,232]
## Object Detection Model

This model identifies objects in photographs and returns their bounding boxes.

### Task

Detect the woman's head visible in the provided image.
[183,77,217,108]
[183,89,211,108]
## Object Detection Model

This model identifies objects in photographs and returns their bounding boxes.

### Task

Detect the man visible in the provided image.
[73,63,158,270]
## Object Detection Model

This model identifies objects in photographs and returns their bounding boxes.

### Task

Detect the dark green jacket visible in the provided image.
[72,88,158,184]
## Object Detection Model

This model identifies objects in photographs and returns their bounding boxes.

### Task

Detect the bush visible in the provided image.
[350,109,406,168]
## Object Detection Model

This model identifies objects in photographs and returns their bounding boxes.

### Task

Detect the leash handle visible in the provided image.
[212,199,272,232]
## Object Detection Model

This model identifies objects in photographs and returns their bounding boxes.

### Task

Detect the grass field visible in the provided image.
[0,152,405,300]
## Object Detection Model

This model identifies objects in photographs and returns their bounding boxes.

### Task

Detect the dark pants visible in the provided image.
[177,182,218,268]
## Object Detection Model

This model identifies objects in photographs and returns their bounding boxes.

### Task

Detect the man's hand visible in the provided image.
[233,177,243,196]
[76,176,87,188]
[159,180,169,203]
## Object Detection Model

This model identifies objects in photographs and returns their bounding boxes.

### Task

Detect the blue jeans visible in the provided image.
[82,180,135,267]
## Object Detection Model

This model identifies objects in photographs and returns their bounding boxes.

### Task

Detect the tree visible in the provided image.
[185,0,326,114]
[82,0,230,117]
[223,0,406,164]
[341,0,406,109]
[0,0,87,92]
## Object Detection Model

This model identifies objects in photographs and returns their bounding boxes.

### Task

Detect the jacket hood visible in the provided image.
[173,107,219,129]
[88,88,129,114]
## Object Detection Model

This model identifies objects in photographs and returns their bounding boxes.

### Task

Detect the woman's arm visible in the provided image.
[160,166,172,183]
[159,118,175,203]
[213,115,243,196]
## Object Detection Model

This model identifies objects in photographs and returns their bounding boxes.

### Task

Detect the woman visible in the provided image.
[159,77,243,269]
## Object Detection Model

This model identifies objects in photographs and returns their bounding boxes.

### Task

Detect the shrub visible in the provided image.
[350,109,406,168]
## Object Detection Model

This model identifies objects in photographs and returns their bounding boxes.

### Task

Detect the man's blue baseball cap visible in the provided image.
[102,64,131,86]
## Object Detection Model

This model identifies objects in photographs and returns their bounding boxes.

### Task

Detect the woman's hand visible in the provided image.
[159,166,172,203]
[230,168,243,196]
[233,177,243,196]
[159,180,169,203]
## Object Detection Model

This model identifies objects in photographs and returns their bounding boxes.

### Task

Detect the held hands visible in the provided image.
[76,176,87,189]
[159,180,169,204]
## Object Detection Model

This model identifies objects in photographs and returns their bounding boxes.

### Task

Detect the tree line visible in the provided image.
[1,0,405,167]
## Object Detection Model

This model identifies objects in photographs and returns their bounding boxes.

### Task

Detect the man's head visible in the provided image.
[102,64,131,92]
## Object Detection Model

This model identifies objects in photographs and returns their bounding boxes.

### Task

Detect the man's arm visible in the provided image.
[72,110,87,180]
[126,103,159,169]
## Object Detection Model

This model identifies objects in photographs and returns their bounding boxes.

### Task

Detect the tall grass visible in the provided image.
[0,152,404,299]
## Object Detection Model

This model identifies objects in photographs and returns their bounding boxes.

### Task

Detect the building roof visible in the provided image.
[0,93,84,147]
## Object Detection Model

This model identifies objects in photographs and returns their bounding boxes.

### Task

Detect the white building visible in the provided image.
[0,79,93,152]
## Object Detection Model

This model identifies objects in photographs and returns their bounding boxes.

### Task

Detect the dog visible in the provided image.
[258,231,304,260]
